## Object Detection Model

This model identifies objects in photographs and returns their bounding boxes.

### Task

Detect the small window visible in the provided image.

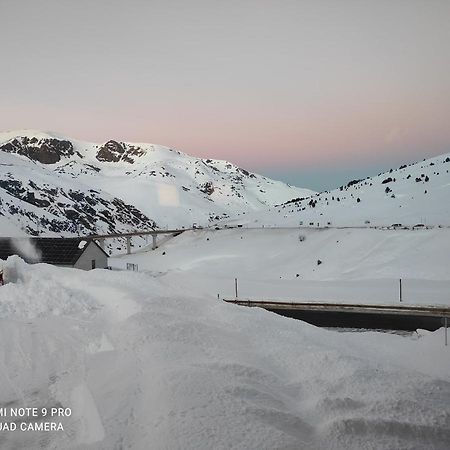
[91,259,96,269]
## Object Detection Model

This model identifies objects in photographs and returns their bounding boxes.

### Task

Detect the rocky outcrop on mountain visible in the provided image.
[96,140,127,163]
[199,181,215,195]
[0,172,156,236]
[0,136,75,164]
[96,140,146,164]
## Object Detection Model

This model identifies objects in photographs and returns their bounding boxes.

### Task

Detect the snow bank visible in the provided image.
[0,256,98,319]
[0,260,449,449]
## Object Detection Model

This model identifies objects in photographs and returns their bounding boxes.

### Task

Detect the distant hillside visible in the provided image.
[237,153,450,227]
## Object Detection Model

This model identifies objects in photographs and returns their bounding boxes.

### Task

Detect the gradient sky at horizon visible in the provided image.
[1,0,449,191]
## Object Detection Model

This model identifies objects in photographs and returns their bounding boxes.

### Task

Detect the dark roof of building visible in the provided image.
[0,237,108,265]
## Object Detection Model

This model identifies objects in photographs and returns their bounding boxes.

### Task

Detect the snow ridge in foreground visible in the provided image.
[0,257,449,449]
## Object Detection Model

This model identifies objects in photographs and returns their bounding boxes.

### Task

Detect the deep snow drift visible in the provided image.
[0,257,449,449]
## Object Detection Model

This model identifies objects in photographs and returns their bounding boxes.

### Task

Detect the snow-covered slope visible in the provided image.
[0,130,312,236]
[0,150,155,237]
[0,257,449,449]
[1,130,448,234]
[111,227,450,305]
[239,153,450,227]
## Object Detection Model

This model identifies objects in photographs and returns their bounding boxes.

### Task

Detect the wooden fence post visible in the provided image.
[445,317,448,346]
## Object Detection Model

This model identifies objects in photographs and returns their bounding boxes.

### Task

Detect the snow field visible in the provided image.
[0,257,449,449]
[111,227,450,306]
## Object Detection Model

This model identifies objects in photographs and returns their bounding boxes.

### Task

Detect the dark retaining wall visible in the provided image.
[268,308,444,331]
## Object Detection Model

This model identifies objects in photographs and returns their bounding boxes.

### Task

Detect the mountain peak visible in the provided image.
[0,130,312,240]
[0,134,75,164]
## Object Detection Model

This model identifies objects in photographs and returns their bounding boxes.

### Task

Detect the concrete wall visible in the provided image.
[74,242,108,270]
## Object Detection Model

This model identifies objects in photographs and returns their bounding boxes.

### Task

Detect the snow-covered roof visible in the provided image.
[0,237,106,265]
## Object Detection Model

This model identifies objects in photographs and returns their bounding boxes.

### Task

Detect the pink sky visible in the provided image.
[7,90,448,172]
[1,0,449,186]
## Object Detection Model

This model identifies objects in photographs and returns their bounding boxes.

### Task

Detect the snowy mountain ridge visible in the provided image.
[239,151,450,227]
[0,130,312,237]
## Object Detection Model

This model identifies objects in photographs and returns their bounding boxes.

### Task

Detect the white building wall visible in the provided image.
[74,242,108,270]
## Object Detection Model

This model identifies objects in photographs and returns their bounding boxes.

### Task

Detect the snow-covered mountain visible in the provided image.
[2,129,448,238]
[239,152,450,227]
[0,130,313,237]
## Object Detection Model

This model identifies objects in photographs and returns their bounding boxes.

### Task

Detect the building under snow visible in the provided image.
[0,237,108,270]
